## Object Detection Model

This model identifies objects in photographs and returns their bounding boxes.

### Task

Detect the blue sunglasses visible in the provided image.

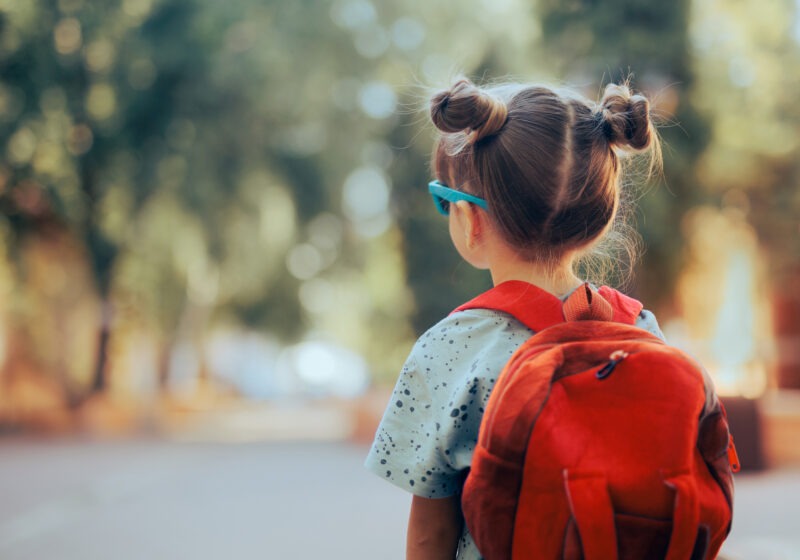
[428,180,489,216]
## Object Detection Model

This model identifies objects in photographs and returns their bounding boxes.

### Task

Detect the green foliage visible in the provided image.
[0,0,795,392]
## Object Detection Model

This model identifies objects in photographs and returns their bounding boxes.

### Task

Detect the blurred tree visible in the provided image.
[536,0,711,309]
[0,0,314,400]
[389,113,493,335]
[690,0,800,388]
[0,0,425,396]
[3,0,791,405]
[0,0,232,400]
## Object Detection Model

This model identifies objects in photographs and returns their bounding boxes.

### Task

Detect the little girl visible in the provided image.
[364,77,665,559]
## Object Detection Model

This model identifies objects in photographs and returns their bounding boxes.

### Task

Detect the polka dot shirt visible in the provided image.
[365,294,665,559]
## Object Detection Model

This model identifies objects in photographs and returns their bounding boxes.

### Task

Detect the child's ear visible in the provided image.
[454,201,484,250]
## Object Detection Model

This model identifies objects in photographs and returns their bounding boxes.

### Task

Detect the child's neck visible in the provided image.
[489,256,583,298]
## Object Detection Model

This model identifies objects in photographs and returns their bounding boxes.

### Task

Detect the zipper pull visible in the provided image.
[728,434,741,473]
[596,350,629,380]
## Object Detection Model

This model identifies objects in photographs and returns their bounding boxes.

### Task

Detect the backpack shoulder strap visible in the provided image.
[451,280,566,331]
[451,280,642,331]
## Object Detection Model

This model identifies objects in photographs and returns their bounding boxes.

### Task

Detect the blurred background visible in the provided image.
[0,0,798,558]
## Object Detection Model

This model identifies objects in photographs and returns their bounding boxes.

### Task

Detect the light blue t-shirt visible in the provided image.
[365,288,665,559]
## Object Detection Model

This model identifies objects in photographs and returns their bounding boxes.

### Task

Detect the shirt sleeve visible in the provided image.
[364,341,464,498]
[636,308,666,342]
[363,310,528,499]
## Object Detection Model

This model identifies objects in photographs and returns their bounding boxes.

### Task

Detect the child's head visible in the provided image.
[429,77,660,278]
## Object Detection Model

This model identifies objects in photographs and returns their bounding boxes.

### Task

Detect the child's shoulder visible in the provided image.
[635,308,666,341]
[408,283,665,361]
[402,307,535,383]
[413,307,534,350]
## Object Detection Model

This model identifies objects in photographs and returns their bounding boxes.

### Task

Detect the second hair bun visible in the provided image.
[598,83,654,151]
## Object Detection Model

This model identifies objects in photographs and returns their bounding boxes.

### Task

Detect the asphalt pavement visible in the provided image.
[0,437,797,559]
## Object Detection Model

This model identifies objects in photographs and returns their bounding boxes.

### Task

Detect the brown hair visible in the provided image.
[430,77,661,280]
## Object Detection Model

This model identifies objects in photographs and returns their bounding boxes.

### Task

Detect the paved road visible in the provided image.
[0,438,797,559]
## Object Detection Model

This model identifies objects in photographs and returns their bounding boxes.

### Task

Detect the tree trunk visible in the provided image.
[157,337,173,392]
[89,299,114,394]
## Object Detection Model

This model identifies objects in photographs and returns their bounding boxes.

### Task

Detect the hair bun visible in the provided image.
[430,78,508,144]
[598,83,653,151]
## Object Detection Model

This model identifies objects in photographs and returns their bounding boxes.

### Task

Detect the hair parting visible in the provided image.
[429,76,661,286]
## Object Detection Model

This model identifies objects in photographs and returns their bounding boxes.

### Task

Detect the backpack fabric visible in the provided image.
[457,282,737,560]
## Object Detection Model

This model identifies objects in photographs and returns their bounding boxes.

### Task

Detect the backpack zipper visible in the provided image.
[596,350,630,379]
[482,345,652,450]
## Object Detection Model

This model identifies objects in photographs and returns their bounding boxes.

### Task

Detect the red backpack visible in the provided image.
[457,282,738,560]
